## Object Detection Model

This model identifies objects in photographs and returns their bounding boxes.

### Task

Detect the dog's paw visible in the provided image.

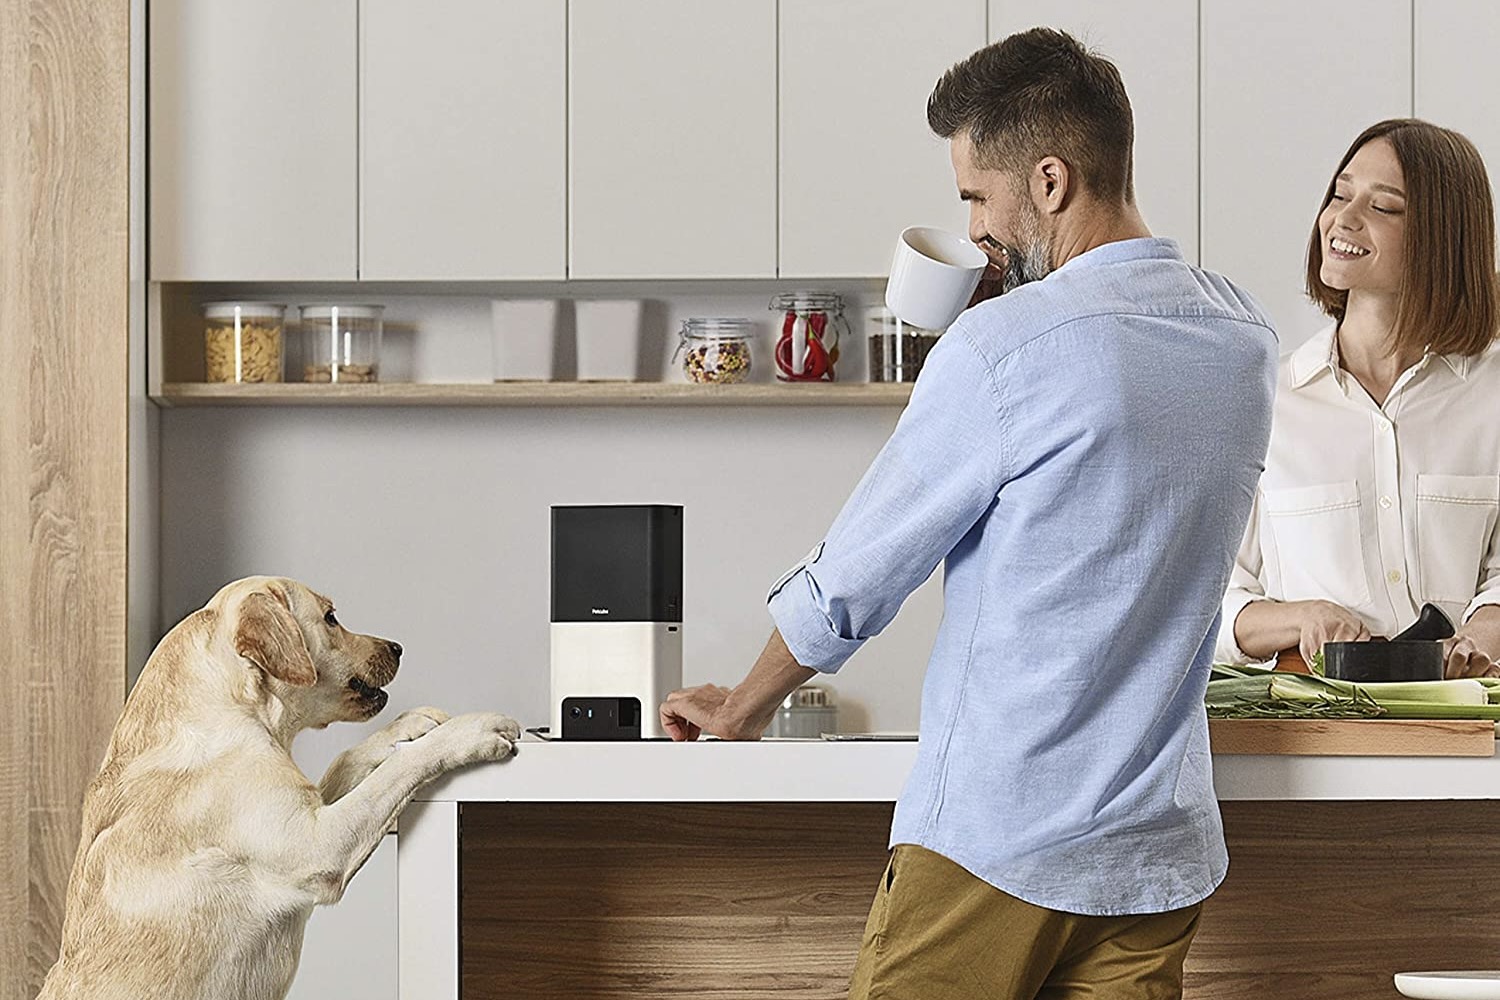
[385,706,451,744]
[436,712,522,767]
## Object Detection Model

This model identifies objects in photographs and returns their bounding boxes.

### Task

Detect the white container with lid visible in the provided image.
[298,305,384,384]
[201,302,286,383]
[491,299,559,381]
[574,299,644,381]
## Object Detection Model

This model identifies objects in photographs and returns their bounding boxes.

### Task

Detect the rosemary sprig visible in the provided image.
[1206,688,1386,720]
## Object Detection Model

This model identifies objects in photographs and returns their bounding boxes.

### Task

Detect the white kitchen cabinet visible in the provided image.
[149,0,357,281]
[568,0,777,279]
[989,2,1199,262]
[1201,0,1411,348]
[360,1,566,280]
[285,834,395,1000]
[778,1,982,279]
[1416,0,1500,209]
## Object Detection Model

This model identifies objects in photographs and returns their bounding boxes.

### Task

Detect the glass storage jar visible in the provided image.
[298,305,384,383]
[202,302,286,383]
[764,684,839,738]
[675,317,755,384]
[769,292,847,382]
[868,307,941,383]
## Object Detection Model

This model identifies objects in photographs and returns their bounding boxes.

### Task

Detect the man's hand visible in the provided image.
[660,684,766,742]
[1445,607,1500,678]
[1294,599,1370,665]
[658,629,816,742]
[967,249,1008,308]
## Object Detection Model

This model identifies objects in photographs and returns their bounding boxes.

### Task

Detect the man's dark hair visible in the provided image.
[927,28,1135,204]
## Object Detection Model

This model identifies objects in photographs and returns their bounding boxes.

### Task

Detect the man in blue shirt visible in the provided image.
[661,28,1276,999]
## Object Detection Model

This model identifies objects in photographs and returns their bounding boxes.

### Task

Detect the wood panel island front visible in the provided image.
[395,739,1500,1000]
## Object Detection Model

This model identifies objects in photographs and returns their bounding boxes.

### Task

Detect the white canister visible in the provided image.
[491,299,560,381]
[574,299,644,381]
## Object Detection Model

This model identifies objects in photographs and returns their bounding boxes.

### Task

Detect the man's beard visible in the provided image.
[996,206,1054,293]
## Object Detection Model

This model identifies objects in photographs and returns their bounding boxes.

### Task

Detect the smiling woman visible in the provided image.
[1220,118,1500,682]
[1306,119,1498,360]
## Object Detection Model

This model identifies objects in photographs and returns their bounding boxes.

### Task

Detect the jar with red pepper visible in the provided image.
[769,291,847,382]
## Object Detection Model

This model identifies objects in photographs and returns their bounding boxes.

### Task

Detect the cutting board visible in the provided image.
[1209,718,1496,757]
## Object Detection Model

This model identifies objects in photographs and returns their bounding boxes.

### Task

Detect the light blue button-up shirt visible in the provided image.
[768,238,1277,915]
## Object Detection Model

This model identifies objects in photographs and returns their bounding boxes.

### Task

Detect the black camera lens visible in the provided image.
[569,706,582,719]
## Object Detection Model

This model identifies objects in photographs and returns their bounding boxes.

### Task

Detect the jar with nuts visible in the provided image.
[675,318,755,384]
[298,305,384,384]
[202,302,286,383]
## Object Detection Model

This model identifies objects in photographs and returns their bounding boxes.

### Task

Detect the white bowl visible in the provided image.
[1396,972,1500,999]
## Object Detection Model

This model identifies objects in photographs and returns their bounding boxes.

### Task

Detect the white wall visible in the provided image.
[159,399,939,779]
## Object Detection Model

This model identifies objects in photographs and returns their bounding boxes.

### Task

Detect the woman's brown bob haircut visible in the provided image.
[927,28,1134,204]
[1307,118,1498,358]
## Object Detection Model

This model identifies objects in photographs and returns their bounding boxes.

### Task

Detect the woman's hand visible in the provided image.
[1444,607,1500,678]
[1293,600,1371,665]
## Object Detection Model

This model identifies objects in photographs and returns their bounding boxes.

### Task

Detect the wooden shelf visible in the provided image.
[154,381,915,407]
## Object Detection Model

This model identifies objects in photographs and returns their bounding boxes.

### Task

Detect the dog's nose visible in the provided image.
[387,640,403,659]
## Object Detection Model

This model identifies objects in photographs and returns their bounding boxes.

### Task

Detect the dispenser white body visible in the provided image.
[549,621,682,739]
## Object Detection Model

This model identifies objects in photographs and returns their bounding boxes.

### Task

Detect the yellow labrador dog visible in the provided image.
[37,576,519,1000]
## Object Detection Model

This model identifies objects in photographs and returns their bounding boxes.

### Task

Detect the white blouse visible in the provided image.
[1217,324,1500,664]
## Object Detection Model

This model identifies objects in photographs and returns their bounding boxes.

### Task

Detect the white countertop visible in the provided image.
[417,737,1500,804]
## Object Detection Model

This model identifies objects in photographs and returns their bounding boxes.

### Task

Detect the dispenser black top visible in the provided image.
[551,505,683,623]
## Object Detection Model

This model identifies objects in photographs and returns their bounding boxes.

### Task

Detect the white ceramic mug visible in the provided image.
[884,226,989,331]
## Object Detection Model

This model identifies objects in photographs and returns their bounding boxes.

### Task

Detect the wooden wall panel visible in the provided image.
[0,0,131,995]
[463,801,1500,1000]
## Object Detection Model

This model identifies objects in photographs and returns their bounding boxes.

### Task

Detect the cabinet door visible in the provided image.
[1202,0,1411,347]
[361,1,565,280]
[149,0,357,281]
[569,0,776,279]
[1416,0,1500,209]
[779,1,982,279]
[989,2,1198,261]
[285,835,395,1000]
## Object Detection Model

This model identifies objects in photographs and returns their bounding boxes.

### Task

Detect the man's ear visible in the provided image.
[1032,156,1070,214]
[234,587,317,687]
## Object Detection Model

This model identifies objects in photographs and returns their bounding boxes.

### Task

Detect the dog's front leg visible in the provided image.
[304,712,520,901]
[319,706,451,804]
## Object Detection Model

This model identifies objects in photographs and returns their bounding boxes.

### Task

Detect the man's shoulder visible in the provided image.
[951,284,1067,363]
[955,262,1276,363]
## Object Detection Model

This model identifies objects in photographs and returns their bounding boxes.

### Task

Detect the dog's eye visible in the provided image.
[324,609,339,628]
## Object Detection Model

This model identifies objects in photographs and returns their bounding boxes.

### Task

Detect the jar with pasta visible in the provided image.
[202,302,286,383]
[675,318,755,384]
[298,305,384,384]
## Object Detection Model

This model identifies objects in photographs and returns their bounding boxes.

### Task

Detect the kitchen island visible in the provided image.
[398,739,1500,1000]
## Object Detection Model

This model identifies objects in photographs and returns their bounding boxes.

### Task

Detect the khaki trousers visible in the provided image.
[848,844,1203,1000]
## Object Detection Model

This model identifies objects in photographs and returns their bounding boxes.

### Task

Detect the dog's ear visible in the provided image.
[234,586,317,687]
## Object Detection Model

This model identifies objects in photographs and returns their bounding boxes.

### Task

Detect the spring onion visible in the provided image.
[1206,664,1499,720]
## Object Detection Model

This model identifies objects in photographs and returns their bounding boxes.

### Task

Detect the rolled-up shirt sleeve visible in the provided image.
[767,325,1009,672]
[1215,489,1274,665]
[1464,502,1500,623]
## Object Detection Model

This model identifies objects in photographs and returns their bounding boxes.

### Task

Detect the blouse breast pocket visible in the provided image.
[1416,474,1499,605]
[1263,481,1370,609]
